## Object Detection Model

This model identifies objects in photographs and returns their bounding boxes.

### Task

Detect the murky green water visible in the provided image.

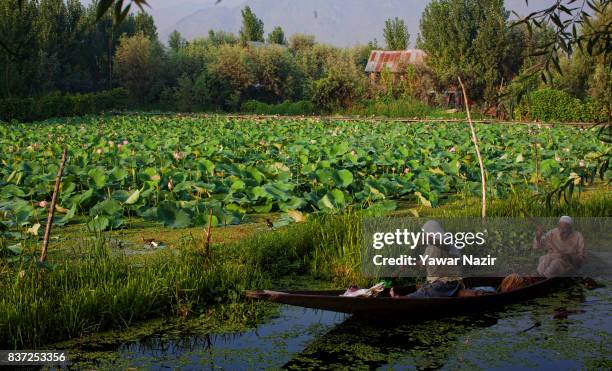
[69,281,611,370]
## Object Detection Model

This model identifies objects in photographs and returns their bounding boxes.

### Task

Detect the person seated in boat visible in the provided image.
[533,216,585,278]
[392,220,463,298]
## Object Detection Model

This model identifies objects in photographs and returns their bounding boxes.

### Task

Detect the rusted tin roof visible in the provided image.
[365,49,427,73]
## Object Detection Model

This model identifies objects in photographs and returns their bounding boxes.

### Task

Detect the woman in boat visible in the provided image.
[393,220,463,298]
[534,216,585,278]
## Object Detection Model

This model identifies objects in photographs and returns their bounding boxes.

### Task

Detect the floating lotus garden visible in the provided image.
[0,115,607,235]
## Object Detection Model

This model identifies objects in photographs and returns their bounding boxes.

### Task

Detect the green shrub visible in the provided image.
[240,100,318,115]
[0,89,128,122]
[515,88,609,123]
[348,97,435,118]
[312,68,363,112]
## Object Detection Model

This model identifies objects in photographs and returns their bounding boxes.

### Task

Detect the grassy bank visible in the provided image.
[0,216,333,348]
[1,188,609,348]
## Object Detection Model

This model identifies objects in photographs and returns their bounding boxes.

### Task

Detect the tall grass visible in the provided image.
[426,188,610,218]
[346,98,485,119]
[1,189,608,348]
[0,240,270,348]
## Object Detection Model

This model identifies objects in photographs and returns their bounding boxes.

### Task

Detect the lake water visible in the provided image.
[72,280,611,370]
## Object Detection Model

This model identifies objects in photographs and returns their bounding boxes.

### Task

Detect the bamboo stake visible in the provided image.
[457,77,487,218]
[203,208,213,258]
[533,141,540,192]
[39,148,68,263]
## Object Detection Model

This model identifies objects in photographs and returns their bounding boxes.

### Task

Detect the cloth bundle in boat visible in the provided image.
[500,273,525,293]
[341,282,386,297]
[406,280,462,298]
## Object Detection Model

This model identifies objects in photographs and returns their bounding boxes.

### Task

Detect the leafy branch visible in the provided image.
[513,0,611,80]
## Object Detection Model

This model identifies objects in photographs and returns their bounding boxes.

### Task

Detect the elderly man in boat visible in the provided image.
[533,216,585,278]
[392,220,463,298]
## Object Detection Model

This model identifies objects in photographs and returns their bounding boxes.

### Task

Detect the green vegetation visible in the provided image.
[241,100,318,116]
[383,17,410,51]
[1,186,608,348]
[239,6,265,43]
[267,26,287,46]
[515,88,609,123]
[1,0,610,363]
[1,116,608,235]
[2,1,608,122]
[0,89,128,122]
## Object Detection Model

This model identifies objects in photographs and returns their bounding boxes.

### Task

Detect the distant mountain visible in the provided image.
[156,0,555,46]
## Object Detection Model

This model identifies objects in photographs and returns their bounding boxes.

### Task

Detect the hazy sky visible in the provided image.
[79,0,554,47]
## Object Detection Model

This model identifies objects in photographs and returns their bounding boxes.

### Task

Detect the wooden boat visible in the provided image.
[245,277,568,317]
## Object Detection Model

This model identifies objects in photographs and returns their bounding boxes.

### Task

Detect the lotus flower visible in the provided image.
[449,146,456,153]
[108,140,114,146]
[173,151,183,160]
[151,174,161,181]
[555,154,561,162]
[38,201,48,208]
[96,148,103,154]
[404,168,411,174]
[117,143,123,149]
[579,160,585,167]
[122,140,129,145]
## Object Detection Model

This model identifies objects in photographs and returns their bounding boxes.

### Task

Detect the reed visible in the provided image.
[1,188,608,348]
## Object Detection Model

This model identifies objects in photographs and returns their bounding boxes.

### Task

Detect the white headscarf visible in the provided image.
[422,220,460,257]
[559,216,573,225]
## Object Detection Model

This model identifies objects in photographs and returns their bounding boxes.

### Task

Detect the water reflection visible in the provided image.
[70,280,610,370]
[283,314,499,370]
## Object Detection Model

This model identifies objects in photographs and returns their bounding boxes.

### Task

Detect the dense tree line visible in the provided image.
[1,0,609,122]
[0,0,156,98]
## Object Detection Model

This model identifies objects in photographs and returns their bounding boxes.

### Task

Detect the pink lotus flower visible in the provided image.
[404,168,411,174]
[38,201,48,208]
[151,174,161,181]
[555,154,561,162]
[351,150,357,156]
[122,140,129,145]
[108,140,114,146]
[173,152,183,160]
[449,146,456,153]
[117,144,123,149]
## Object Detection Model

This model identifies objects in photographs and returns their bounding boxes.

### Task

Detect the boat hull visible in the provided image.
[245,277,568,316]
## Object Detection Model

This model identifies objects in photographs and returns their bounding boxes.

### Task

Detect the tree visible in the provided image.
[516,0,611,79]
[251,46,302,102]
[207,44,256,106]
[239,6,264,43]
[114,32,163,103]
[168,30,186,52]
[134,12,157,40]
[418,0,522,103]
[267,26,287,45]
[208,29,239,46]
[383,17,410,50]
[289,34,316,52]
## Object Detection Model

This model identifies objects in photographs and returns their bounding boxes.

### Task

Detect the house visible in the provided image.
[365,49,437,103]
[364,49,427,76]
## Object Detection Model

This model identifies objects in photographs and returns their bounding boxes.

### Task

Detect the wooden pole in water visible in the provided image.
[458,77,487,218]
[40,148,68,263]
[204,208,213,258]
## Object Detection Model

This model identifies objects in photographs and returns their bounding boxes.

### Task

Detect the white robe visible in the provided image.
[533,228,585,277]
